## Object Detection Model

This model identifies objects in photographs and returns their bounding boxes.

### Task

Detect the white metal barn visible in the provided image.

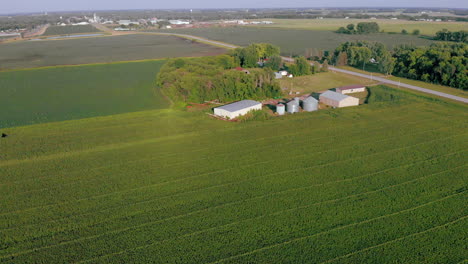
[214,100,262,119]
[320,91,359,108]
[336,85,366,94]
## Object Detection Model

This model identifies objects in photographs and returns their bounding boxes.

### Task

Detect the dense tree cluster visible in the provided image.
[336,22,380,34]
[288,57,312,76]
[434,30,467,43]
[230,43,280,68]
[333,41,467,89]
[393,43,468,89]
[156,54,281,104]
[333,41,395,74]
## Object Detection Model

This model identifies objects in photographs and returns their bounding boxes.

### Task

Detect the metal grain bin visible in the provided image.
[294,97,300,105]
[302,96,318,112]
[287,100,299,114]
[276,104,285,115]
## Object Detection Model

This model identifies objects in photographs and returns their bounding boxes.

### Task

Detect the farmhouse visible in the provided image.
[336,85,366,94]
[214,100,262,119]
[319,91,359,108]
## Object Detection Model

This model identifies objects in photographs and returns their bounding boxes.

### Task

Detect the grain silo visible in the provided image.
[294,97,300,105]
[276,104,285,115]
[302,96,318,112]
[287,100,299,114]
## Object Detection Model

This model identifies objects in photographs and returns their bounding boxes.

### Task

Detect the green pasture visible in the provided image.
[0,85,466,263]
[278,72,379,93]
[0,34,226,69]
[43,25,102,36]
[250,19,468,35]
[162,27,434,56]
[0,60,169,128]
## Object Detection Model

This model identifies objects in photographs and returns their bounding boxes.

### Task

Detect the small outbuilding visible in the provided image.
[336,85,366,94]
[274,72,283,79]
[214,100,262,119]
[319,91,359,108]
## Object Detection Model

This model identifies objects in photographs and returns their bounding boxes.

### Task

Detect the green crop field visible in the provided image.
[0,85,466,263]
[43,25,102,36]
[0,34,226,69]
[249,19,468,35]
[162,27,435,56]
[0,60,169,128]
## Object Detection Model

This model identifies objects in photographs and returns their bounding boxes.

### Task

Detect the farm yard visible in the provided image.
[0,34,226,69]
[42,25,102,36]
[0,85,466,263]
[0,60,169,128]
[278,72,378,94]
[161,27,435,56]
[248,18,468,35]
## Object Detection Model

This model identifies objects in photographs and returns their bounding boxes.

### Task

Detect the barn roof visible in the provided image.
[320,91,350,102]
[216,100,261,112]
[337,84,365,90]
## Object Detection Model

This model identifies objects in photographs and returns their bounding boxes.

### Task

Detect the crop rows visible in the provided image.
[0,87,466,263]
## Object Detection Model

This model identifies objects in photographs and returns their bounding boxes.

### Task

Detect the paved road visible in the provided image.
[142,32,467,104]
[328,67,468,104]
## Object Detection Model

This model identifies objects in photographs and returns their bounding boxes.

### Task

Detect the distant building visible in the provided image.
[279,70,288,76]
[118,20,140,26]
[274,72,283,79]
[214,100,262,119]
[336,85,366,94]
[72,22,90,26]
[169,20,190,25]
[320,91,359,108]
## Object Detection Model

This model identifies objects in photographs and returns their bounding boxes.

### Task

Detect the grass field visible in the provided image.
[43,25,102,36]
[0,60,169,128]
[162,27,434,56]
[0,85,466,263]
[250,19,468,35]
[278,72,378,93]
[0,34,226,69]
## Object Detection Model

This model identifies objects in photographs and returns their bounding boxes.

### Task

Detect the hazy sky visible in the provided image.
[2,0,467,14]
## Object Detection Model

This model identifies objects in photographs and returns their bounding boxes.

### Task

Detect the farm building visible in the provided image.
[336,85,366,94]
[320,91,359,108]
[274,72,283,79]
[118,20,140,26]
[214,100,262,119]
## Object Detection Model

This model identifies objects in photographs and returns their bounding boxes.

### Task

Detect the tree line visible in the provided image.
[336,22,380,34]
[332,41,467,90]
[434,30,467,43]
[157,45,282,104]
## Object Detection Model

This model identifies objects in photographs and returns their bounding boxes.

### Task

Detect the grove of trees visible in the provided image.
[333,41,467,90]
[230,43,281,68]
[333,41,395,74]
[157,45,282,104]
[336,22,380,34]
[392,42,467,89]
[434,30,467,43]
